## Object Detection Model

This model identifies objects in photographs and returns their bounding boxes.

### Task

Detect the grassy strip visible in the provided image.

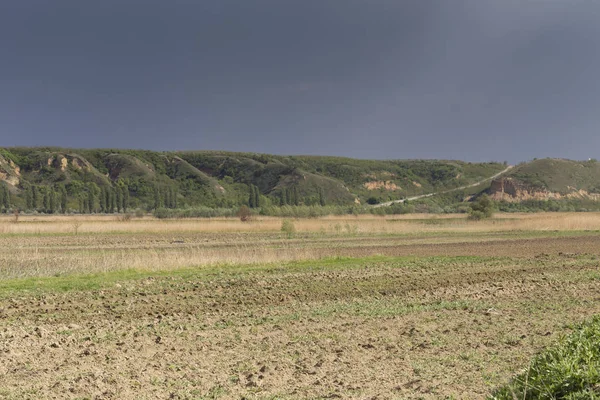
[0,255,499,296]
[490,316,600,399]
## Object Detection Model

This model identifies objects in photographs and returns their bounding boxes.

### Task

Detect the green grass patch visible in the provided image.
[490,315,600,399]
[0,255,503,296]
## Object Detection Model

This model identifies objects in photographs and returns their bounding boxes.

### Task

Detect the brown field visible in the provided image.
[1,212,600,399]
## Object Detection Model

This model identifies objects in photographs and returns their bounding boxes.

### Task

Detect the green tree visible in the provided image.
[254,185,261,208]
[318,187,326,206]
[60,186,68,213]
[122,185,129,211]
[248,185,256,208]
[280,188,288,206]
[469,194,494,220]
[116,187,123,212]
[32,186,38,210]
[169,187,176,209]
[78,195,85,213]
[25,186,33,210]
[104,188,111,212]
[43,188,50,212]
[153,186,162,210]
[87,190,95,213]
[164,188,172,209]
[99,187,106,212]
[49,189,57,213]
[109,189,116,213]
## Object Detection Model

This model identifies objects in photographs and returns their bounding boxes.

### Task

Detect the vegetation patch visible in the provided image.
[491,315,600,399]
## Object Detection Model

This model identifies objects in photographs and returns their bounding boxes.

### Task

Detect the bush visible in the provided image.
[117,213,133,222]
[468,210,486,221]
[281,219,296,239]
[366,197,380,205]
[238,205,252,222]
[469,194,494,220]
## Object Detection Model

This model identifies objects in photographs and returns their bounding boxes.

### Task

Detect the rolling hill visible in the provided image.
[1,148,598,214]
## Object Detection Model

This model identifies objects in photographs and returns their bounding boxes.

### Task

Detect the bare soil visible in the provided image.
[1,235,600,399]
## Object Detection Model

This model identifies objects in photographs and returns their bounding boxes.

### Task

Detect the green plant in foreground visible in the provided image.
[490,315,600,399]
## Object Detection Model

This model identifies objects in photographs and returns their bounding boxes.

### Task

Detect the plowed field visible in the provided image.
[1,216,600,399]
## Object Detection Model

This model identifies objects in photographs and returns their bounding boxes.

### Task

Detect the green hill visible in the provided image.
[506,158,600,193]
[0,147,509,213]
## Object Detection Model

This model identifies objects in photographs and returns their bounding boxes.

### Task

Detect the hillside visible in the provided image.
[0,147,508,213]
[489,158,600,202]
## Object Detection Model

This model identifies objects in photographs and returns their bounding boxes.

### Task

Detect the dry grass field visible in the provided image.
[1,212,600,399]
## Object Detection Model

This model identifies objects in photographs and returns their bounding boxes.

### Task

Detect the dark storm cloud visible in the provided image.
[1,0,600,162]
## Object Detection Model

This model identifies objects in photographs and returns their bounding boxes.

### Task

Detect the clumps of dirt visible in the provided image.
[2,243,600,398]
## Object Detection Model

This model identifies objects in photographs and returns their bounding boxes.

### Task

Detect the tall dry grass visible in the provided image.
[1,212,599,280]
[0,213,599,235]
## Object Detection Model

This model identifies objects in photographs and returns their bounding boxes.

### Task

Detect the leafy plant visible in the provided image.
[469,195,494,220]
[281,219,296,239]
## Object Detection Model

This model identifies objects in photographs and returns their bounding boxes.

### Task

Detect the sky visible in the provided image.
[1,0,600,163]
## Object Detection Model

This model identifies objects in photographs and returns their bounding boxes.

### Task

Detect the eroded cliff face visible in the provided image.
[490,178,600,202]
[46,154,95,172]
[0,156,20,187]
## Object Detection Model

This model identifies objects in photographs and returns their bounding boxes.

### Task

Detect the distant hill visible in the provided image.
[489,158,600,202]
[0,147,508,213]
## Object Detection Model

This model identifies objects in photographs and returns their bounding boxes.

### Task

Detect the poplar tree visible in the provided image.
[78,195,85,213]
[153,186,161,210]
[60,186,68,213]
[170,187,176,209]
[25,186,33,210]
[99,187,106,212]
[104,188,111,212]
[248,185,256,208]
[122,185,129,211]
[32,186,38,210]
[110,189,116,213]
[49,189,57,213]
[164,188,172,209]
[43,189,50,213]
[88,190,95,213]
[116,187,122,212]
[254,185,261,208]
[319,187,326,206]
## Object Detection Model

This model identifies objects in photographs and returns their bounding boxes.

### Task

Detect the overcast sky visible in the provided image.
[1,0,599,162]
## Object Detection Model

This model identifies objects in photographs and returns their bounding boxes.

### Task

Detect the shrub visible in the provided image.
[469,194,494,220]
[366,197,380,205]
[238,205,252,222]
[117,213,133,222]
[281,219,296,239]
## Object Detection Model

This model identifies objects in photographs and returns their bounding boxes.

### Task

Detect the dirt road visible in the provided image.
[375,165,514,207]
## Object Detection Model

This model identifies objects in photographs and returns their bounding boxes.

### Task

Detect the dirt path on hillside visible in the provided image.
[1,235,600,399]
[375,165,514,207]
